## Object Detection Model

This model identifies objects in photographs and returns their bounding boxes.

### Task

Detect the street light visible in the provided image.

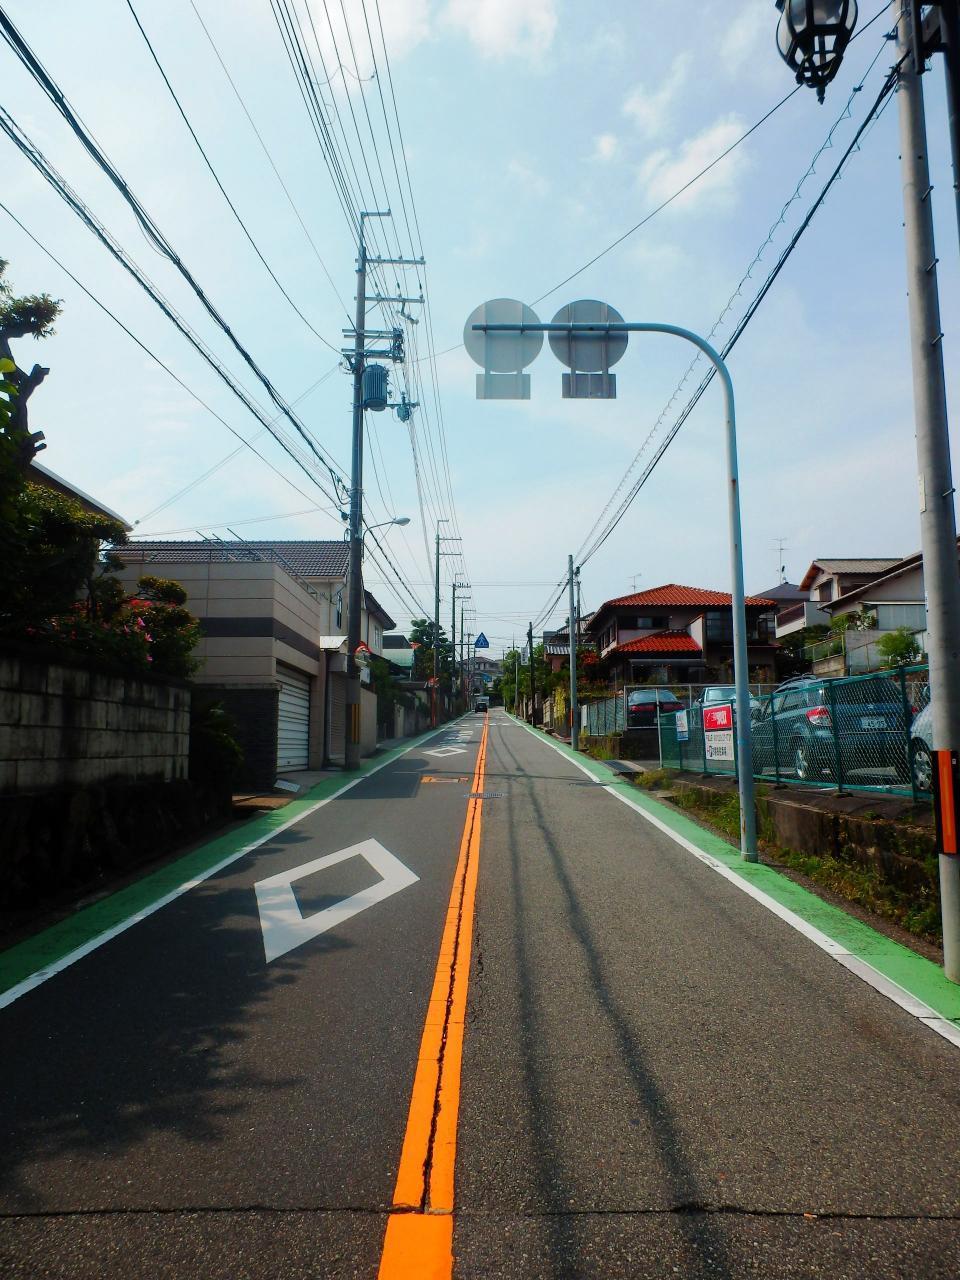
[362,516,410,541]
[774,0,858,102]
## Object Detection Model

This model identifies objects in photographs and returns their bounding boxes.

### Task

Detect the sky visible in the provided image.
[3,0,960,657]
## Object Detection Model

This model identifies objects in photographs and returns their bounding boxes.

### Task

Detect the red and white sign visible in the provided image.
[703,704,733,732]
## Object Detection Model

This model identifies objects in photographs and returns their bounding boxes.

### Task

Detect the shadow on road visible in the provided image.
[495,731,735,1280]
[0,870,352,1212]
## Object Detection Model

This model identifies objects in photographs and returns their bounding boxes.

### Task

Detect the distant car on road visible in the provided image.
[625,688,684,729]
[474,695,490,714]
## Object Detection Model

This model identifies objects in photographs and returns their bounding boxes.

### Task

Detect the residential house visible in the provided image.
[115,540,394,784]
[813,543,956,672]
[29,459,132,530]
[755,581,822,639]
[586,584,778,687]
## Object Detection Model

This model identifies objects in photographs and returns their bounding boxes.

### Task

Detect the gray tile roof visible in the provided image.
[122,539,350,578]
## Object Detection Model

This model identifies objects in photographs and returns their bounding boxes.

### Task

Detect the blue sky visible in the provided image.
[3,0,959,654]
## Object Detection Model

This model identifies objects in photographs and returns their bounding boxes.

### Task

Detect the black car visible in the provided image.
[751,674,909,784]
[626,688,684,729]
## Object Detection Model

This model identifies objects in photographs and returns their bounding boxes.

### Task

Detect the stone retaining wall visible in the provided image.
[0,649,190,793]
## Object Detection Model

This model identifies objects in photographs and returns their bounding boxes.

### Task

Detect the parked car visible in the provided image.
[690,685,761,720]
[751,674,909,784]
[626,687,684,728]
[910,701,933,792]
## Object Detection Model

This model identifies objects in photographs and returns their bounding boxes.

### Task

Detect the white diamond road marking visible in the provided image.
[424,746,468,758]
[254,838,419,963]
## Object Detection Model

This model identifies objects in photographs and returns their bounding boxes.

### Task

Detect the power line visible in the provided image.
[187,0,351,321]
[570,29,893,574]
[580,60,901,568]
[0,197,343,523]
[0,108,345,511]
[0,9,349,499]
[125,0,341,354]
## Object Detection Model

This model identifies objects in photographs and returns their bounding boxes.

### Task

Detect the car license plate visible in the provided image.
[860,716,886,729]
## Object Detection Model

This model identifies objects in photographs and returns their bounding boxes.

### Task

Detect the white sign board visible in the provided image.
[704,731,735,762]
[675,710,689,743]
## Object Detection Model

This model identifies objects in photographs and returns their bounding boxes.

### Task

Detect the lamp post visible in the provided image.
[470,316,759,861]
[770,0,960,981]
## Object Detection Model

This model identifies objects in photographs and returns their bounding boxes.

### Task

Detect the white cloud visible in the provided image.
[443,0,557,60]
[507,157,550,198]
[301,0,430,82]
[592,133,619,162]
[637,115,751,212]
[622,53,691,139]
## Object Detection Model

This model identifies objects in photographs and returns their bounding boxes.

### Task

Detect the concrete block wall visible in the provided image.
[0,650,190,793]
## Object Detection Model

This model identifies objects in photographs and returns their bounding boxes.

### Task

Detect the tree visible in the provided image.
[408,617,453,682]
[0,259,200,679]
[0,258,61,466]
[877,626,922,667]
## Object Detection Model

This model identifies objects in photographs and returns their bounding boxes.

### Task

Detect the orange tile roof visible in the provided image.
[614,630,702,655]
[604,583,776,609]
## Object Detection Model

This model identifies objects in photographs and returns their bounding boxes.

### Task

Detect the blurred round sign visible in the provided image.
[463,298,543,371]
[548,300,627,372]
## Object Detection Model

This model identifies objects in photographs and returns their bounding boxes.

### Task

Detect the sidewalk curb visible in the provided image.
[0,720,462,1010]
[506,714,960,1048]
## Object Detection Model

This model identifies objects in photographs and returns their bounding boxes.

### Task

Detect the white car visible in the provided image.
[910,702,933,792]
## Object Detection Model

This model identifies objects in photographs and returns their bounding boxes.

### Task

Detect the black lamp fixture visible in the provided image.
[775,0,859,102]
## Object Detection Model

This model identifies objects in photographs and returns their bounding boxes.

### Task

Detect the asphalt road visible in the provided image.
[2,707,960,1278]
[0,717,486,1279]
[456,713,960,1278]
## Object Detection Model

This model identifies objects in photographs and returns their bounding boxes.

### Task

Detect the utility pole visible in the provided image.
[343,211,421,768]
[451,581,468,706]
[527,621,536,725]
[344,215,372,771]
[896,1,960,979]
[568,554,578,750]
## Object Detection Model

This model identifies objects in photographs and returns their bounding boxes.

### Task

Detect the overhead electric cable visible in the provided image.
[0,197,344,524]
[187,0,351,320]
[0,9,348,498]
[125,0,341,354]
[0,109,346,511]
[579,61,901,568]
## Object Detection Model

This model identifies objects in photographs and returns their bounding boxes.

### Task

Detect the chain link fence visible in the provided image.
[659,665,931,799]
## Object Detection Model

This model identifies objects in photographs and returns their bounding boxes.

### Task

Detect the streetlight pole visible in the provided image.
[475,319,758,859]
[894,1,960,978]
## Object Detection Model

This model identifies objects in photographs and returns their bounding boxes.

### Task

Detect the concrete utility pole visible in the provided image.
[527,621,536,725]
[344,218,370,772]
[451,581,467,705]
[895,1,960,979]
[568,554,579,750]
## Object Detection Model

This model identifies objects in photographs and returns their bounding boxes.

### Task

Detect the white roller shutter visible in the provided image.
[277,666,310,771]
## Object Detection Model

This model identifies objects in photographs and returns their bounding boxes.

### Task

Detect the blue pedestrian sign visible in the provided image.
[474,632,490,649]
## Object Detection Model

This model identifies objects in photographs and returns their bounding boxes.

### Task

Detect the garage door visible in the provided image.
[277,666,310,771]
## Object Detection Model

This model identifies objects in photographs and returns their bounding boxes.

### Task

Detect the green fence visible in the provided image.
[583,695,625,736]
[660,665,930,800]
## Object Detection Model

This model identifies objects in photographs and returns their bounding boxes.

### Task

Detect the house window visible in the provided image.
[634,615,668,629]
[336,590,343,629]
[705,611,733,642]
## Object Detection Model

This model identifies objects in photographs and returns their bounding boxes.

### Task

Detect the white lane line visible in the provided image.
[0,721,467,1012]
[508,718,960,1052]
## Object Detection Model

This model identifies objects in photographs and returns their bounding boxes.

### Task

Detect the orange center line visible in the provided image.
[377,717,489,1280]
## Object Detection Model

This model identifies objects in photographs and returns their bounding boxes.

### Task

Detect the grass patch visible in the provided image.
[645,778,942,946]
